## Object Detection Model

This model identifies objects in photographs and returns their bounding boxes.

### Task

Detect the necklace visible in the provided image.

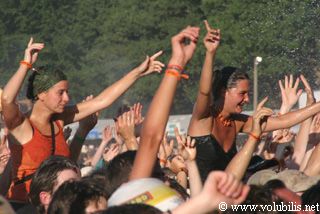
[218,114,232,127]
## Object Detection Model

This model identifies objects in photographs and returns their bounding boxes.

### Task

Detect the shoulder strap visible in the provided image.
[50,121,56,155]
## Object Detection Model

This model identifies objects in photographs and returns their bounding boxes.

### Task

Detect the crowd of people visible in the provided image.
[1,20,320,213]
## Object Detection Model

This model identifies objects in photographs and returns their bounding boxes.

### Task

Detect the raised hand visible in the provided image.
[116,110,135,140]
[131,102,144,125]
[137,51,165,76]
[300,74,315,106]
[170,26,200,67]
[203,20,220,53]
[101,125,113,143]
[200,171,250,210]
[103,143,120,162]
[158,132,174,161]
[252,97,273,136]
[24,37,45,65]
[278,75,302,113]
[175,127,196,161]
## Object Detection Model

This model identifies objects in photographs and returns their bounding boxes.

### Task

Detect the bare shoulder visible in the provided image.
[232,113,251,133]
[188,116,213,136]
[9,117,33,145]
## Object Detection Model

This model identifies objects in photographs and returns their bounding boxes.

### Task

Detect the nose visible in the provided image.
[63,92,70,103]
[244,93,250,103]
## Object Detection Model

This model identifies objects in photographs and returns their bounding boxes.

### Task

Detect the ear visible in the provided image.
[39,191,52,208]
[37,92,46,101]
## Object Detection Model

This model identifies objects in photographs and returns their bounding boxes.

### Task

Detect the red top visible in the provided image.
[7,120,70,202]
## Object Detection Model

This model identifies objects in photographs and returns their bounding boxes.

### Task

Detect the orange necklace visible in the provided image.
[217,114,232,127]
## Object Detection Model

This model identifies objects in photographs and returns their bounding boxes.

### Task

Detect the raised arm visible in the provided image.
[172,171,249,214]
[289,75,314,168]
[242,75,320,133]
[130,26,199,180]
[1,38,44,130]
[91,125,113,167]
[61,51,164,125]
[177,134,202,197]
[225,97,273,180]
[188,20,220,136]
[116,109,138,150]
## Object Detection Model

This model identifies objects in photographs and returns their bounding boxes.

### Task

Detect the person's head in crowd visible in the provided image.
[211,66,250,113]
[102,204,162,214]
[26,66,68,107]
[248,169,320,195]
[108,178,184,212]
[225,185,286,214]
[0,195,15,214]
[29,155,80,213]
[301,181,320,207]
[105,151,163,196]
[47,179,108,214]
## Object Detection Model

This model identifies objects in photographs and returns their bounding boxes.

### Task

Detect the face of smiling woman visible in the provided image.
[223,79,250,114]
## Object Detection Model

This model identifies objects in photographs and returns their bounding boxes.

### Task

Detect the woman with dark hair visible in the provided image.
[1,38,163,204]
[188,20,320,182]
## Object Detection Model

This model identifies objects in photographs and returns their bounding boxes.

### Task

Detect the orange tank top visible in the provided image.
[7,120,70,202]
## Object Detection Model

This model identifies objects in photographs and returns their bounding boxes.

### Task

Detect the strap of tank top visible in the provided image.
[14,121,56,186]
[50,120,55,155]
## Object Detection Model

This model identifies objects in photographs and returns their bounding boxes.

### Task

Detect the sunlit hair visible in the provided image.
[211,66,249,101]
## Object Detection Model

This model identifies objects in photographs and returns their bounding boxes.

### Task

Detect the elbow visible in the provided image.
[1,93,12,105]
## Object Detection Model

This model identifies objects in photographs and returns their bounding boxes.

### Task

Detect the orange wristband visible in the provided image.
[159,159,167,165]
[20,61,32,69]
[165,69,181,80]
[248,132,260,141]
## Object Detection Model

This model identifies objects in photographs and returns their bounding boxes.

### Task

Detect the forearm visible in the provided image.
[186,160,202,197]
[292,118,312,166]
[91,140,108,167]
[303,144,320,176]
[71,68,141,123]
[225,136,258,180]
[176,171,188,189]
[123,137,138,150]
[265,102,320,132]
[199,51,216,95]
[190,52,216,121]
[69,128,90,162]
[130,61,180,180]
[94,68,140,109]
[2,65,29,104]
[299,145,315,172]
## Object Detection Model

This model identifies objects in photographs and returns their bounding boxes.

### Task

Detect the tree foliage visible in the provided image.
[1,0,319,116]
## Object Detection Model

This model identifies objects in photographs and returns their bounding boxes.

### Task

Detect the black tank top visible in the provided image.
[191,134,237,183]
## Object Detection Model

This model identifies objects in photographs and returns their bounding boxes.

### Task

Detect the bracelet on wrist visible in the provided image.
[20,60,32,69]
[248,132,260,141]
[159,159,167,165]
[165,68,189,80]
